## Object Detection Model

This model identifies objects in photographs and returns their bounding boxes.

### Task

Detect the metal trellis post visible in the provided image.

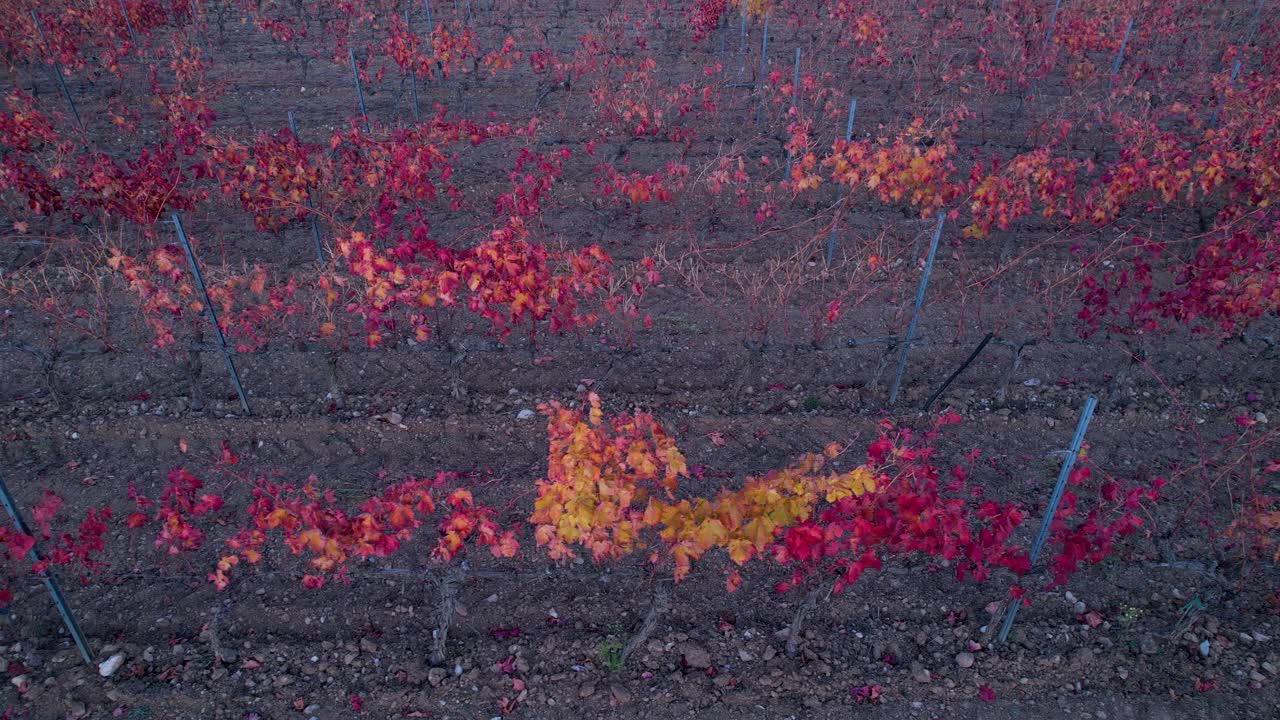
[0,473,93,665]
[171,213,252,415]
[998,395,1099,643]
[888,212,944,406]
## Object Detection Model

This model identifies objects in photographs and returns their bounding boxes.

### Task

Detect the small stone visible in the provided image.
[68,701,88,718]
[304,705,320,715]
[1198,639,1210,657]
[516,409,536,420]
[578,681,596,698]
[428,668,448,687]
[360,637,378,654]
[762,646,777,661]
[677,642,712,669]
[1139,635,1158,655]
[1250,670,1266,683]
[738,648,754,662]
[1073,601,1087,615]
[610,684,632,703]
[98,654,126,678]
[912,663,932,683]
[955,652,975,669]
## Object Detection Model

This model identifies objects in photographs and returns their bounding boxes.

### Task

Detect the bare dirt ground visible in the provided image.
[2,2,1279,719]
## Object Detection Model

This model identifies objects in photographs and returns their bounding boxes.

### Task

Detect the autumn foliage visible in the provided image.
[1,0,1278,672]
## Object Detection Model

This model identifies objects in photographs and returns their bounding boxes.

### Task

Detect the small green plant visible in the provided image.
[802,394,821,412]
[1119,605,1143,626]
[597,638,624,672]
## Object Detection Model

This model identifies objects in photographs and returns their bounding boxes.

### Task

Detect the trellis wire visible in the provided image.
[286,111,325,262]
[754,10,770,125]
[171,213,252,415]
[997,394,1098,643]
[29,11,83,131]
[825,98,857,265]
[888,212,944,406]
[785,47,800,175]
[1110,18,1134,77]
[0,473,93,666]
[349,48,371,133]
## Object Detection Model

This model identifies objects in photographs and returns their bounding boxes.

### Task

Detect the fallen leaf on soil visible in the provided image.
[851,684,881,704]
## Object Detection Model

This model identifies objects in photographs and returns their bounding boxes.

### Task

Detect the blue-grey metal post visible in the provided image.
[786,47,801,175]
[754,10,770,125]
[825,98,857,265]
[424,0,442,85]
[171,213,252,415]
[1210,58,1244,128]
[117,0,139,47]
[997,394,1098,643]
[888,212,944,406]
[287,111,324,262]
[350,48,371,133]
[1212,0,1262,127]
[738,5,746,77]
[1110,18,1134,77]
[1244,0,1265,48]
[404,9,421,121]
[29,11,83,131]
[194,23,212,62]
[0,473,93,666]
[1044,0,1062,44]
